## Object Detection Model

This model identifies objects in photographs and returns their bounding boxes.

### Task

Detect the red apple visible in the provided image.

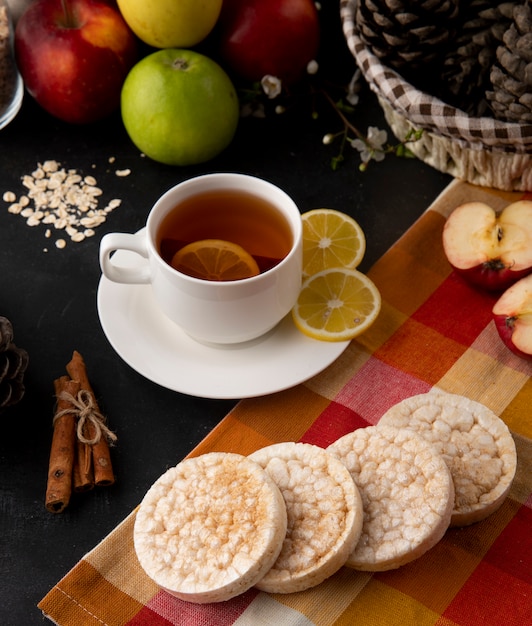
[218,0,320,86]
[442,201,532,291]
[15,0,138,124]
[492,273,532,359]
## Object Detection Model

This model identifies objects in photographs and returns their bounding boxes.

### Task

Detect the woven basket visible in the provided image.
[340,0,532,191]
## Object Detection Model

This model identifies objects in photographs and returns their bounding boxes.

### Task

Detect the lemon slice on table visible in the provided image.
[171,239,260,281]
[292,268,381,342]
[302,209,366,277]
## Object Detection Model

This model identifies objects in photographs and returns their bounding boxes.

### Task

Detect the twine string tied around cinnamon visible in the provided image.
[54,390,117,446]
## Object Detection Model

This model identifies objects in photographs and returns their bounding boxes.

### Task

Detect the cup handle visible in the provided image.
[99,232,151,284]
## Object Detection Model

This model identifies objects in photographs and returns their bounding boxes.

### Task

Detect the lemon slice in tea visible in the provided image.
[171,239,260,281]
[302,209,366,277]
[292,268,381,342]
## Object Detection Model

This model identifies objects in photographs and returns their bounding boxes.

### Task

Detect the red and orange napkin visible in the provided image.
[39,180,532,626]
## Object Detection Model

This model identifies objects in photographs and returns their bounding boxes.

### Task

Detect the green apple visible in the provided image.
[116,0,222,48]
[121,49,239,166]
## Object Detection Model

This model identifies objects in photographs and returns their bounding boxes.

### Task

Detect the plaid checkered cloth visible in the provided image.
[39,179,532,625]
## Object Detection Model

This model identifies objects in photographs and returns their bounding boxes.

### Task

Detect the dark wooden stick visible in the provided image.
[66,350,115,486]
[45,377,80,513]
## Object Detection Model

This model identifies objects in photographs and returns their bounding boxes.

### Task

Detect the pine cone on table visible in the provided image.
[355,0,460,90]
[486,0,532,123]
[0,316,28,409]
[440,1,516,116]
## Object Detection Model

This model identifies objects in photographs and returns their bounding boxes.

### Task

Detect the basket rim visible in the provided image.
[340,0,532,152]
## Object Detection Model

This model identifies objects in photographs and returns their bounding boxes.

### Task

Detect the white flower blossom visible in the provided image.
[351,138,371,163]
[367,126,388,149]
[307,60,319,75]
[322,133,335,145]
[261,75,282,99]
[351,127,388,163]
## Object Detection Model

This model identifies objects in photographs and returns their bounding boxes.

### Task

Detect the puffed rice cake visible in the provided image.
[379,391,517,526]
[328,425,454,571]
[133,452,287,603]
[249,442,364,593]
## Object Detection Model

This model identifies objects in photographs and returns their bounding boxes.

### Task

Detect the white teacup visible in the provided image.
[99,173,303,345]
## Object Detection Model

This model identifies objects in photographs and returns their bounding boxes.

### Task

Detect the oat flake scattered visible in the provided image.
[2,160,125,249]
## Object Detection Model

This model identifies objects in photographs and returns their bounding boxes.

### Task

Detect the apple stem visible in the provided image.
[172,59,189,71]
[60,0,76,28]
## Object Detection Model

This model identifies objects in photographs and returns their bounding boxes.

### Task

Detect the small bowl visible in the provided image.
[340,0,532,191]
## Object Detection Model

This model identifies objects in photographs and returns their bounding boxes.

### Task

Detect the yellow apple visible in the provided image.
[116,0,222,48]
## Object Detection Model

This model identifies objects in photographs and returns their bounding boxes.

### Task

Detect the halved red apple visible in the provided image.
[442,201,532,291]
[492,273,532,359]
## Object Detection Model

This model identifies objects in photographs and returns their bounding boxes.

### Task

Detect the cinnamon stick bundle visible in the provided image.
[66,350,115,487]
[45,377,80,513]
[45,350,117,513]
[73,438,94,493]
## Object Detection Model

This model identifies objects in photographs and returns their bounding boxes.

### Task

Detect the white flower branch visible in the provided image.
[237,63,423,171]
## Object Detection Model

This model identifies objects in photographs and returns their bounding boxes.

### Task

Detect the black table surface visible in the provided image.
[0,7,452,624]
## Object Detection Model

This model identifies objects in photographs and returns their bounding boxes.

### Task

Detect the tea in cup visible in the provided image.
[99,173,303,344]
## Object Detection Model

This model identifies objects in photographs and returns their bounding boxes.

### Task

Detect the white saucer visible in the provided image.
[97,232,350,399]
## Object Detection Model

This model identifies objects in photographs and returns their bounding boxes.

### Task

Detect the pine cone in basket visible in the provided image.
[486,0,532,123]
[440,1,516,116]
[355,0,460,90]
[0,316,28,409]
